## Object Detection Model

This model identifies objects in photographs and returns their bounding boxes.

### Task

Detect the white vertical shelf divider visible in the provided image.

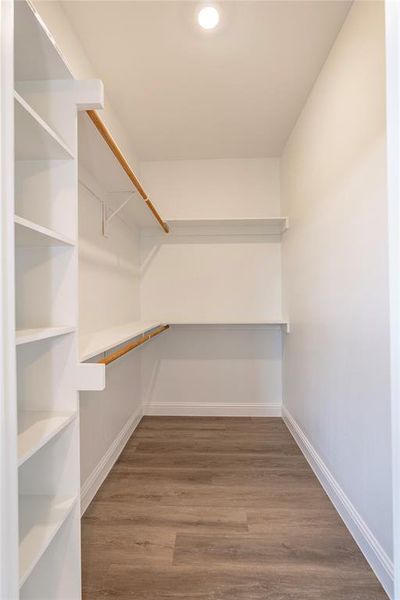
[9,1,105,598]
[1,1,19,598]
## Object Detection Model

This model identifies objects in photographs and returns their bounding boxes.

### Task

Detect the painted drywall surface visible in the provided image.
[140,158,280,219]
[140,158,283,413]
[79,180,140,337]
[78,172,142,488]
[32,0,140,173]
[79,351,141,488]
[281,0,392,569]
[141,325,282,416]
[140,235,282,324]
[140,157,282,324]
[385,2,400,595]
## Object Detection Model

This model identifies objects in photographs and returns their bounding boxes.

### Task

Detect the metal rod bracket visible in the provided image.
[102,193,135,237]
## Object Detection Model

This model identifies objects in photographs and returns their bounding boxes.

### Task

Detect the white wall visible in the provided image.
[385,2,400,596]
[140,158,283,415]
[79,172,140,338]
[140,158,280,218]
[79,350,141,512]
[142,324,282,416]
[140,157,282,323]
[281,1,393,595]
[140,234,282,324]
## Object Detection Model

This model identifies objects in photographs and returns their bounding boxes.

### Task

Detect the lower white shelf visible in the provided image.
[170,321,290,333]
[18,412,76,467]
[19,495,77,588]
[80,320,163,361]
[16,326,75,346]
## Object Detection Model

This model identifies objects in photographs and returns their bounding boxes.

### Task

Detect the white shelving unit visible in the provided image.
[2,1,106,597]
[80,321,164,361]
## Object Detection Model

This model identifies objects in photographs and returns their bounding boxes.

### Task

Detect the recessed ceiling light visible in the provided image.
[198,6,220,30]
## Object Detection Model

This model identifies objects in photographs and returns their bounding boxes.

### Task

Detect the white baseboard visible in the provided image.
[80,407,142,515]
[282,406,394,599]
[144,402,282,417]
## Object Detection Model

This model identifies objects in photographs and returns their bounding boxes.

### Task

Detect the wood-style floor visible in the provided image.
[82,416,387,599]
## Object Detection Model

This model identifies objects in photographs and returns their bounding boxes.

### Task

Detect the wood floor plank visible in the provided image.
[246,506,345,534]
[137,416,229,430]
[93,480,330,509]
[83,523,176,567]
[110,465,316,487]
[173,531,367,569]
[87,565,387,600]
[133,441,301,458]
[82,416,388,599]
[84,503,249,534]
[134,417,287,437]
[116,452,308,471]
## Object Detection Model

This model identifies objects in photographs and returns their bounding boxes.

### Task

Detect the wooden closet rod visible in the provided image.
[86,110,169,234]
[98,325,170,366]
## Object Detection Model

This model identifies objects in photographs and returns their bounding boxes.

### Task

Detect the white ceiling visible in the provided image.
[61,0,351,160]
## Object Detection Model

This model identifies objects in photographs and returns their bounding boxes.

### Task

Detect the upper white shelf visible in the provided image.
[14,92,74,161]
[78,114,161,231]
[80,321,164,361]
[19,495,76,588]
[18,412,76,467]
[16,326,75,346]
[143,217,289,237]
[15,216,76,248]
[14,0,72,82]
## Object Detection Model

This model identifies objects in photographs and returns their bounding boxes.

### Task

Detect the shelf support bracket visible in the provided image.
[102,192,135,237]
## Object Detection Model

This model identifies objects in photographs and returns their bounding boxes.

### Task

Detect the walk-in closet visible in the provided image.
[1,0,399,599]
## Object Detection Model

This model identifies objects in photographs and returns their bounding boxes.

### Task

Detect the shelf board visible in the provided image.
[15,0,73,82]
[18,412,76,467]
[144,217,289,236]
[15,92,74,161]
[170,321,290,333]
[19,495,76,587]
[80,321,163,361]
[16,326,75,346]
[15,216,76,248]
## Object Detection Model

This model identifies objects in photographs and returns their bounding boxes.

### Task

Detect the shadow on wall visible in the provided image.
[141,325,283,413]
[140,234,281,278]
